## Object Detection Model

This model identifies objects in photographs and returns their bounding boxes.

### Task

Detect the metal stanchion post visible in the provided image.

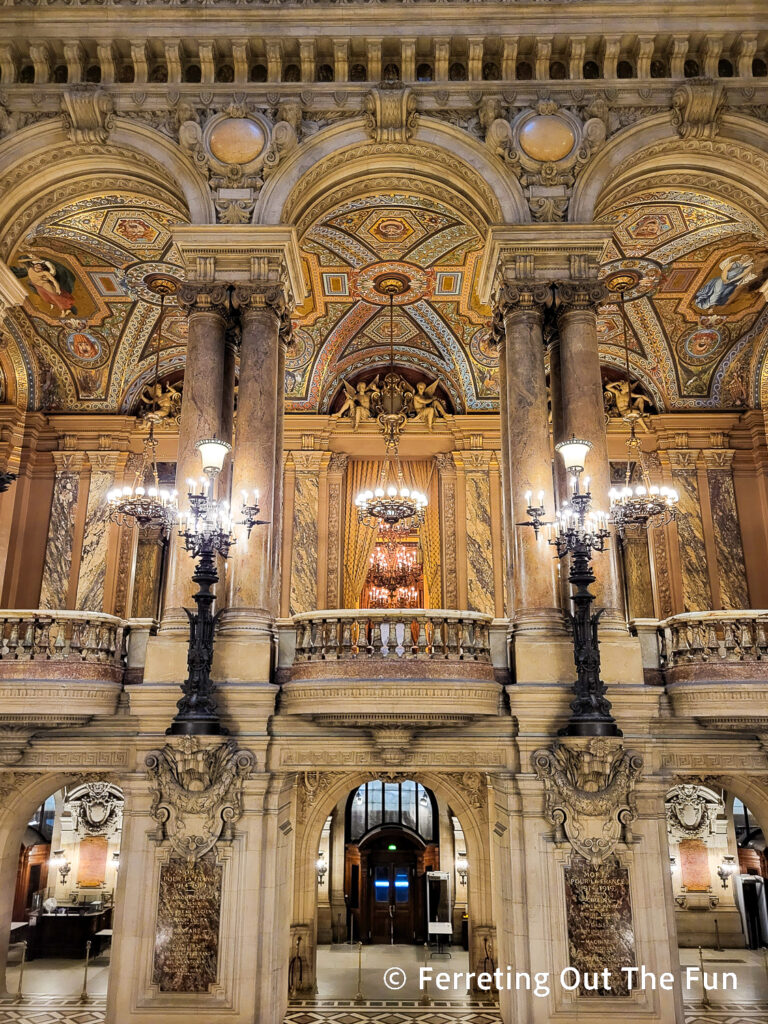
[78,940,92,1005]
[354,941,364,1005]
[713,918,723,952]
[698,946,711,1008]
[420,942,430,1006]
[12,940,26,1004]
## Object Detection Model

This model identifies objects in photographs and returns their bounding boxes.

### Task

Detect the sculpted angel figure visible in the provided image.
[604,380,651,431]
[140,381,181,422]
[409,380,448,431]
[332,377,380,430]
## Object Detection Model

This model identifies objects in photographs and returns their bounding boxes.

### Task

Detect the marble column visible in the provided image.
[39,451,85,609]
[289,450,325,615]
[437,454,459,609]
[547,336,572,615]
[703,448,750,609]
[556,280,625,626]
[495,313,515,616]
[222,285,286,629]
[161,283,229,629]
[323,453,348,610]
[665,450,713,613]
[75,451,120,612]
[499,283,561,631]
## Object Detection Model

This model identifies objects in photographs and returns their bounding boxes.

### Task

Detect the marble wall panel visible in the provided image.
[290,472,319,615]
[39,469,80,608]
[465,470,495,617]
[132,528,166,619]
[671,468,712,613]
[707,469,749,609]
[76,468,115,611]
[622,534,654,619]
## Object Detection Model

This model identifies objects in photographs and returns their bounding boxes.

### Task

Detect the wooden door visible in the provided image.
[369,852,416,943]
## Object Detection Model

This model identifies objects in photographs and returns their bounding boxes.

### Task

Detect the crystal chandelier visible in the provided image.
[354,273,428,529]
[603,268,679,535]
[107,274,180,531]
[367,542,421,595]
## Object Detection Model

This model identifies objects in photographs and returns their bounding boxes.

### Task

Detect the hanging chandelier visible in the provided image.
[367,542,421,595]
[603,269,679,535]
[108,273,180,531]
[354,272,428,529]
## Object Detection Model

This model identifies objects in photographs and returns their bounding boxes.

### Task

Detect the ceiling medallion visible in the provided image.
[604,268,680,535]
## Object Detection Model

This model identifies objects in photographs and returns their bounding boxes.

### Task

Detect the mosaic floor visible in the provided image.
[0,997,766,1022]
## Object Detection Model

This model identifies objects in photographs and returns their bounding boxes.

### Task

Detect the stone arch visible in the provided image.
[0,770,124,995]
[715,774,768,838]
[572,112,768,227]
[256,118,527,227]
[0,119,211,232]
[290,768,496,991]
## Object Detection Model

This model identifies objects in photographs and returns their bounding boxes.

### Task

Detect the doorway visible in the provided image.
[368,838,418,943]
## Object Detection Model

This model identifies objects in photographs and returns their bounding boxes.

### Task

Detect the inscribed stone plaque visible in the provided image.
[153,851,222,992]
[678,838,711,891]
[77,836,108,887]
[563,854,636,997]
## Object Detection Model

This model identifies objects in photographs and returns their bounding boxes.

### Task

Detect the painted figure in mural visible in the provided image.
[604,380,652,430]
[409,380,448,430]
[694,255,756,310]
[13,256,77,317]
[114,218,156,243]
[333,377,380,429]
[140,381,182,422]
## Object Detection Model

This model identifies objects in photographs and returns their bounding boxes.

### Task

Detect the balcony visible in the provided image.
[0,612,155,759]
[633,610,768,731]
[281,609,503,727]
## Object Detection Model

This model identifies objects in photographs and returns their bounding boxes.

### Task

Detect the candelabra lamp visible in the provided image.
[167,437,267,736]
[526,436,621,737]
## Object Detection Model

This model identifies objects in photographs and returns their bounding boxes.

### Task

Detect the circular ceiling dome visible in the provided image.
[519,115,575,162]
[209,118,265,164]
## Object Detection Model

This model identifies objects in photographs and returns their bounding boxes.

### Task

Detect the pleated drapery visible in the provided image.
[399,460,441,608]
[343,459,382,607]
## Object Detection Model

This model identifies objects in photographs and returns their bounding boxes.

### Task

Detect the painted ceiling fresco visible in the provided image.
[2,185,187,413]
[289,191,497,413]
[597,186,768,410]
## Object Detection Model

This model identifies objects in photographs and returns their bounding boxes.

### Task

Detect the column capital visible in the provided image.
[51,450,86,474]
[496,281,552,319]
[702,448,735,470]
[172,225,305,306]
[177,281,230,317]
[327,452,349,475]
[555,279,608,317]
[663,448,702,471]
[477,224,610,305]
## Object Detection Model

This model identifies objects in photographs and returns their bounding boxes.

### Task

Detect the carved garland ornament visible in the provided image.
[532,738,643,864]
[146,737,256,861]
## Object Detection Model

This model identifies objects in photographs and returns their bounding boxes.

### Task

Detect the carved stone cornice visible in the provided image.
[555,279,608,317]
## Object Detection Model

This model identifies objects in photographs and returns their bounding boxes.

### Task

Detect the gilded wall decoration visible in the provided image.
[145,737,256,861]
[532,739,643,864]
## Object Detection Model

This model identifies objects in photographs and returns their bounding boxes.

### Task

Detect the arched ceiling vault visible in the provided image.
[596,172,768,411]
[289,180,497,413]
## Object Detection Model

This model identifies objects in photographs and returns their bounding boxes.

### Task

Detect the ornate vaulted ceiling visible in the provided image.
[2,178,187,413]
[289,190,497,414]
[597,184,768,411]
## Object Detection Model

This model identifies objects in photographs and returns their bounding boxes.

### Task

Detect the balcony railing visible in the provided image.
[657,611,768,669]
[0,610,126,664]
[293,609,492,663]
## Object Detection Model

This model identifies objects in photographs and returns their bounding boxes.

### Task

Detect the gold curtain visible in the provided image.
[343,459,381,607]
[400,460,442,608]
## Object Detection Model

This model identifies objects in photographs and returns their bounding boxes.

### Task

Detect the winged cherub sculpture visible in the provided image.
[408,380,448,431]
[332,376,381,430]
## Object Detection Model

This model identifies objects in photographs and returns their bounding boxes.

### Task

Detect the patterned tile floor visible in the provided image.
[0,996,766,1022]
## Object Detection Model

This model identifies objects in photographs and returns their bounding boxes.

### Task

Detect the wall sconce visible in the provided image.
[112,852,120,869]
[316,853,328,886]
[456,854,468,886]
[51,850,71,884]
[717,855,738,889]
[670,855,676,872]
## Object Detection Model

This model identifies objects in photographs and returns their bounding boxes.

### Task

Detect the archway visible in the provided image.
[1,773,124,1006]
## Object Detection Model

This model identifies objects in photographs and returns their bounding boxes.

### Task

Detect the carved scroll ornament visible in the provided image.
[532,738,643,863]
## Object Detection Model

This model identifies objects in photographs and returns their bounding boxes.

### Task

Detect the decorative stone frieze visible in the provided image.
[532,738,643,863]
[145,737,256,861]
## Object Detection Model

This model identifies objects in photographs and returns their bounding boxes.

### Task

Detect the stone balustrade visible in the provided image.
[0,610,126,665]
[629,610,768,731]
[293,608,492,663]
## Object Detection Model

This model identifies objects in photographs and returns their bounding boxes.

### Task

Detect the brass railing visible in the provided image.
[293,609,492,662]
[657,611,768,669]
